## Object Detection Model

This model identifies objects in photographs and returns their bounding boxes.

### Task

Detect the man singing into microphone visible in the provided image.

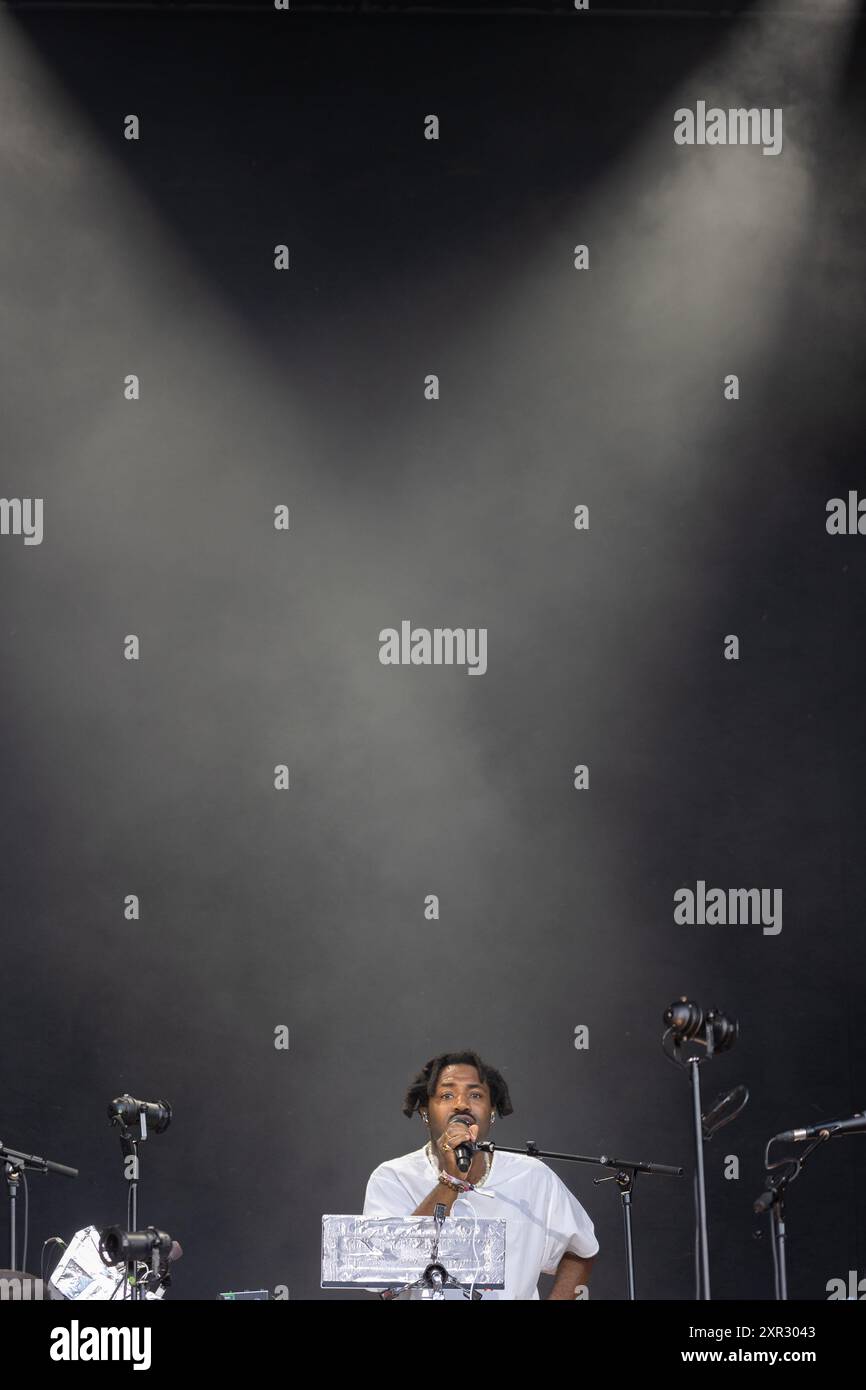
[362,1051,598,1300]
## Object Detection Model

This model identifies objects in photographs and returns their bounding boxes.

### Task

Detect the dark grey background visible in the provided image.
[1,3,864,1299]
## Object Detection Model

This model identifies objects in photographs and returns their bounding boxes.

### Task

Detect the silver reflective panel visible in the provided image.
[321,1214,506,1289]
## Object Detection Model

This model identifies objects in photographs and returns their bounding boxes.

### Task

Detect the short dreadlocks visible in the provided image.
[402,1050,514,1119]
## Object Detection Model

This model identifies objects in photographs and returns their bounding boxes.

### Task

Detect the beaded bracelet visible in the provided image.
[437,1171,474,1193]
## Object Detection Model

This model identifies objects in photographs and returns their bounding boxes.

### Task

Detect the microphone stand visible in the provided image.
[754,1134,829,1300]
[687,1056,711,1300]
[475,1139,682,1300]
[106,1097,171,1301]
[662,1027,747,1301]
[379,1202,482,1300]
[110,1112,149,1301]
[0,1140,78,1272]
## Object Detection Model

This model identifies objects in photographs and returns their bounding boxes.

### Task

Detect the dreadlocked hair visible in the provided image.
[401,1050,514,1119]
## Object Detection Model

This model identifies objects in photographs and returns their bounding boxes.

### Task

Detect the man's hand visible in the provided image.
[436,1118,479,1178]
[546,1251,595,1300]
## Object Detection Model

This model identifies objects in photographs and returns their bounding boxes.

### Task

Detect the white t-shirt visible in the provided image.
[363,1145,599,1300]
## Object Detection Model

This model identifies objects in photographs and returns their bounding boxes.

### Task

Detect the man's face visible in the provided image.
[425,1064,493,1144]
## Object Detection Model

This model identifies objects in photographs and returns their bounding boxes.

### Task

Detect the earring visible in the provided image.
[422,1112,428,1122]
[490,1113,495,1124]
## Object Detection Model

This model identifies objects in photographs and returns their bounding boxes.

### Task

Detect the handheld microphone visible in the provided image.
[450,1115,477,1174]
[773,1112,866,1143]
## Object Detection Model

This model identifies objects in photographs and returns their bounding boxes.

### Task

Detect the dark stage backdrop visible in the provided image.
[1,4,864,1300]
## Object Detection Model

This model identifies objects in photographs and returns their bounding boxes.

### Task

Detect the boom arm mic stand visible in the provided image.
[474,1139,682,1300]
[0,1140,78,1272]
[755,1129,836,1300]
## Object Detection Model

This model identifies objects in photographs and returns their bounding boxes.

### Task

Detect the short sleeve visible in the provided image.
[540,1171,600,1275]
[363,1164,418,1218]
